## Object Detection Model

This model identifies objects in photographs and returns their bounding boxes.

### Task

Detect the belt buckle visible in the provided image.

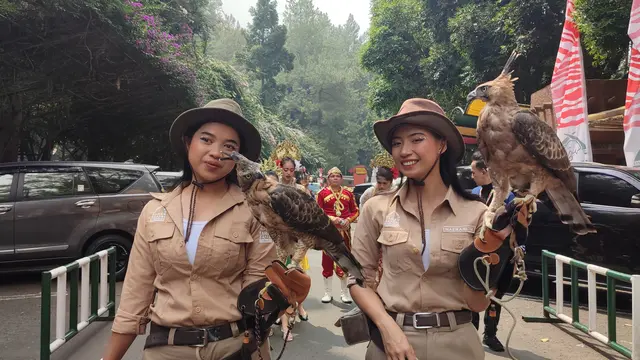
[194,328,209,347]
[412,312,439,329]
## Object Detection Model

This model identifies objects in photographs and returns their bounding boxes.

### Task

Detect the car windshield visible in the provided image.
[627,169,640,181]
[614,166,640,182]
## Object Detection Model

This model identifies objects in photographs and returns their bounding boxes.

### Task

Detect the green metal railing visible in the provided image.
[523,250,639,360]
[40,247,117,360]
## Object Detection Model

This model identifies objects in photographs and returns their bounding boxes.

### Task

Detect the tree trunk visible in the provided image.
[0,94,23,163]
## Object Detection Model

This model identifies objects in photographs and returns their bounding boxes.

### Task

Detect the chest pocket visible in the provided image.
[377,228,414,275]
[439,226,474,276]
[204,222,252,276]
[146,222,177,276]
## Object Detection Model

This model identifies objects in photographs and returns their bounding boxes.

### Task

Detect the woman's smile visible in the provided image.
[400,159,419,167]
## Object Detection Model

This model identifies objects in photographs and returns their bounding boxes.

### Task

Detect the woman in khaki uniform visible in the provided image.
[101,99,277,360]
[350,98,491,360]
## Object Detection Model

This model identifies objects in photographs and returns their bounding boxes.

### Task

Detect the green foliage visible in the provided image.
[575,0,632,76]
[240,0,294,108]
[361,0,429,115]
[193,58,325,166]
[362,0,571,115]
[206,13,247,63]
[276,0,378,171]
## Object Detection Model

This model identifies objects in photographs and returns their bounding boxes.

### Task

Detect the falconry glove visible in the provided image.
[237,260,311,334]
[458,196,535,292]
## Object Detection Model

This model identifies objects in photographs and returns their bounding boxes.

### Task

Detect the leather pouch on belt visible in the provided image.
[334,306,373,345]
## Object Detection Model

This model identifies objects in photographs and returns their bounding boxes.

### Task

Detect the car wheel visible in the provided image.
[85,234,132,282]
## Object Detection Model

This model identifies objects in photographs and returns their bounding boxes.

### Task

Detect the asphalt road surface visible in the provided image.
[0,239,633,360]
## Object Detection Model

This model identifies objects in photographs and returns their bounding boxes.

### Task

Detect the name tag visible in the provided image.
[259,230,273,243]
[442,225,475,233]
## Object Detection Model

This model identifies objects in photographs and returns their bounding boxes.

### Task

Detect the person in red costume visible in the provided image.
[316,167,359,304]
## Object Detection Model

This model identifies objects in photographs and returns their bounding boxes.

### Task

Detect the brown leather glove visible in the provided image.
[458,196,535,292]
[264,260,311,307]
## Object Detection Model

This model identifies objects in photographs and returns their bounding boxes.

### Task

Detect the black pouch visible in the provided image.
[334,306,373,345]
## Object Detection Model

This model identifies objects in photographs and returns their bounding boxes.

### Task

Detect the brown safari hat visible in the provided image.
[373,98,465,163]
[170,98,262,161]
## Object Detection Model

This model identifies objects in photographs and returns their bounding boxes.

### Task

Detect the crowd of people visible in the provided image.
[100,97,526,360]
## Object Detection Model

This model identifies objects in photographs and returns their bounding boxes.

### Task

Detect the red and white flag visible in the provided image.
[624,0,640,167]
[551,0,593,162]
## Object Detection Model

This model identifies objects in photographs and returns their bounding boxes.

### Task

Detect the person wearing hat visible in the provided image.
[101,99,277,360]
[348,98,505,360]
[316,166,359,304]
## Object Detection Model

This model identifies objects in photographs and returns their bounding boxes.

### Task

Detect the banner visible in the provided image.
[625,0,640,167]
[551,0,593,162]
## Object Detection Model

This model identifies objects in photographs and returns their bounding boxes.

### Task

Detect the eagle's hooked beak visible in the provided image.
[220,151,240,162]
[466,89,477,102]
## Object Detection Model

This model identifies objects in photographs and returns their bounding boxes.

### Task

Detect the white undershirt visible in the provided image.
[182,219,207,265]
[422,229,431,271]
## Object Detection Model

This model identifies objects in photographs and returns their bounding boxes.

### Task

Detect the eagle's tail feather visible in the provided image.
[321,241,365,286]
[546,185,597,235]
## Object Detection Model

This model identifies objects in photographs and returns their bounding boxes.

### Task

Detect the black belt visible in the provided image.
[145,321,247,348]
[386,310,473,329]
[370,310,473,353]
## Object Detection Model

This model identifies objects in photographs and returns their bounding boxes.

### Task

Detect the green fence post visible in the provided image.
[607,276,617,344]
[68,267,78,337]
[108,248,116,318]
[571,264,579,323]
[542,252,549,316]
[40,271,51,360]
[90,258,99,317]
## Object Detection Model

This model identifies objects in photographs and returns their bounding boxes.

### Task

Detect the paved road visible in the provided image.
[0,248,633,359]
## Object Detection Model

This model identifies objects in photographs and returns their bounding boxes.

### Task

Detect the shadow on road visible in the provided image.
[270,320,355,360]
[486,347,551,360]
[549,322,629,360]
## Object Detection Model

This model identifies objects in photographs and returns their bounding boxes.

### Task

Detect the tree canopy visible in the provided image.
[0,0,324,169]
[361,0,633,117]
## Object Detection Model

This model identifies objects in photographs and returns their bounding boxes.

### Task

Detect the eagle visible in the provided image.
[222,151,365,286]
[467,51,596,238]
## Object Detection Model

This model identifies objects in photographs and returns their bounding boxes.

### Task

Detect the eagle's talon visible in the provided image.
[483,211,496,229]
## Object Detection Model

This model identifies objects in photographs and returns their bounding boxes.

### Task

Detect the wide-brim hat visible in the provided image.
[170,98,262,161]
[373,98,465,164]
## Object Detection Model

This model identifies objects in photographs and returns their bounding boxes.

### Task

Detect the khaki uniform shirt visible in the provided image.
[112,184,277,335]
[352,183,487,313]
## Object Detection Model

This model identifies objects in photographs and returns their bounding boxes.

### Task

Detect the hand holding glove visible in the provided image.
[458,195,536,292]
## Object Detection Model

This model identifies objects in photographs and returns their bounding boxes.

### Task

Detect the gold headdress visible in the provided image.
[327,167,342,177]
[267,140,303,178]
[370,152,394,169]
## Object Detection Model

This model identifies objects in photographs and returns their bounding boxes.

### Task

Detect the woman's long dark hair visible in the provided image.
[179,121,239,186]
[439,150,481,202]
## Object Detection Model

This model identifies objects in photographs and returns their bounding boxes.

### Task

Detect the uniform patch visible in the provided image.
[383,211,400,228]
[442,225,475,233]
[150,207,167,222]
[259,230,273,243]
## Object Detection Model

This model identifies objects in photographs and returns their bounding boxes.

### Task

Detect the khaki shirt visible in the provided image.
[112,184,277,335]
[352,183,487,313]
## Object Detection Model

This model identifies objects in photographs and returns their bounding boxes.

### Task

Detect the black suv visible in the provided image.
[458,162,640,289]
[0,161,163,279]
